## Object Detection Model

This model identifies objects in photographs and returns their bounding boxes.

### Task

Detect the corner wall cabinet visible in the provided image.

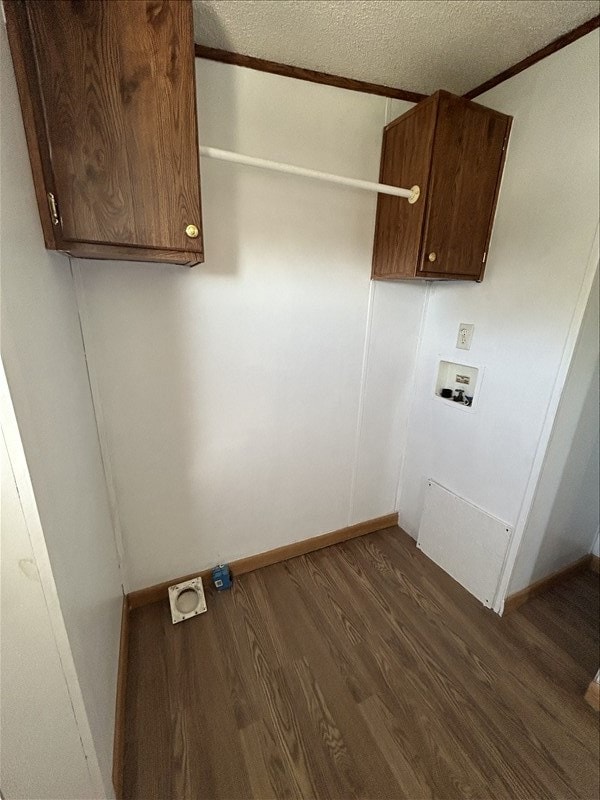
[372,90,511,282]
[5,0,204,266]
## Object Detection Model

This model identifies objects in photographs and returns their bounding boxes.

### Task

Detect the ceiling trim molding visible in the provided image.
[464,14,600,99]
[196,14,599,107]
[194,44,427,103]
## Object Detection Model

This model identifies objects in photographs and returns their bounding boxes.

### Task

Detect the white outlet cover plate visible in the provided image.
[456,323,474,350]
[168,576,207,624]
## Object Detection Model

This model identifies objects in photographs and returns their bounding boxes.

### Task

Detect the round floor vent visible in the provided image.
[168,576,207,624]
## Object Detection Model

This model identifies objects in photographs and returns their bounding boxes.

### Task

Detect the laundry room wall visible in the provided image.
[398,30,599,597]
[1,22,122,796]
[73,60,426,591]
[509,270,599,592]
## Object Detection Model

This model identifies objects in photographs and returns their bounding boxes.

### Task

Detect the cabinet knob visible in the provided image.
[185,224,199,239]
[428,252,437,262]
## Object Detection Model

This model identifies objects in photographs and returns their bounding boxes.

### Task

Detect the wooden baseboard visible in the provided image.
[504,555,593,614]
[112,595,129,799]
[127,512,398,610]
[128,567,213,610]
[584,678,600,712]
[590,554,599,574]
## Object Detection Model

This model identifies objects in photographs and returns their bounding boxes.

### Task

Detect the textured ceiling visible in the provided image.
[192,0,598,95]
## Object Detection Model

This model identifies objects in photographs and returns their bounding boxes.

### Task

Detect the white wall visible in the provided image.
[1,23,122,796]
[398,30,600,594]
[1,440,93,800]
[73,60,426,591]
[1,373,100,799]
[509,271,599,590]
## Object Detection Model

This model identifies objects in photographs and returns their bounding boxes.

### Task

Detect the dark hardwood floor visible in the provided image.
[123,527,600,799]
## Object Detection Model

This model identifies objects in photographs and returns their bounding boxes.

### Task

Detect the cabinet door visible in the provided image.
[22,0,203,258]
[419,92,510,279]
[372,95,438,279]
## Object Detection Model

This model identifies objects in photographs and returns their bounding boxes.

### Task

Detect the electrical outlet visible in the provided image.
[456,323,474,350]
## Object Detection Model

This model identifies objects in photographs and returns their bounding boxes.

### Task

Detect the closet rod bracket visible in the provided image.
[408,185,421,204]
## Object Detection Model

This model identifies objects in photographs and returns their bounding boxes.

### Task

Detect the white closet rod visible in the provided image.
[199,146,420,203]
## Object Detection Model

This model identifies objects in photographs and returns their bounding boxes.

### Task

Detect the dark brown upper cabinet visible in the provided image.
[372,90,511,282]
[5,0,203,266]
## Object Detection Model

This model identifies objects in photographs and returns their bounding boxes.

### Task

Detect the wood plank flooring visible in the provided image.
[123,527,600,799]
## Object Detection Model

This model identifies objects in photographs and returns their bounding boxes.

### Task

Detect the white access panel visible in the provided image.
[417,480,513,608]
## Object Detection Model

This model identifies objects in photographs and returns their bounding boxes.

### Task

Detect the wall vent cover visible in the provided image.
[417,480,513,608]
[168,576,207,624]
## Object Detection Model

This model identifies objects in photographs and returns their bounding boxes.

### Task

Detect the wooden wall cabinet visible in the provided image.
[5,0,204,266]
[372,90,511,282]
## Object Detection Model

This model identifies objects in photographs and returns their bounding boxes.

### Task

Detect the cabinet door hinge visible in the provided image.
[47,192,61,226]
[482,250,487,264]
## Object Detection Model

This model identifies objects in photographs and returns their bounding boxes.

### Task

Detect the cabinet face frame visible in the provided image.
[372,90,512,283]
[4,0,204,267]
[371,94,439,280]
[4,0,65,251]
